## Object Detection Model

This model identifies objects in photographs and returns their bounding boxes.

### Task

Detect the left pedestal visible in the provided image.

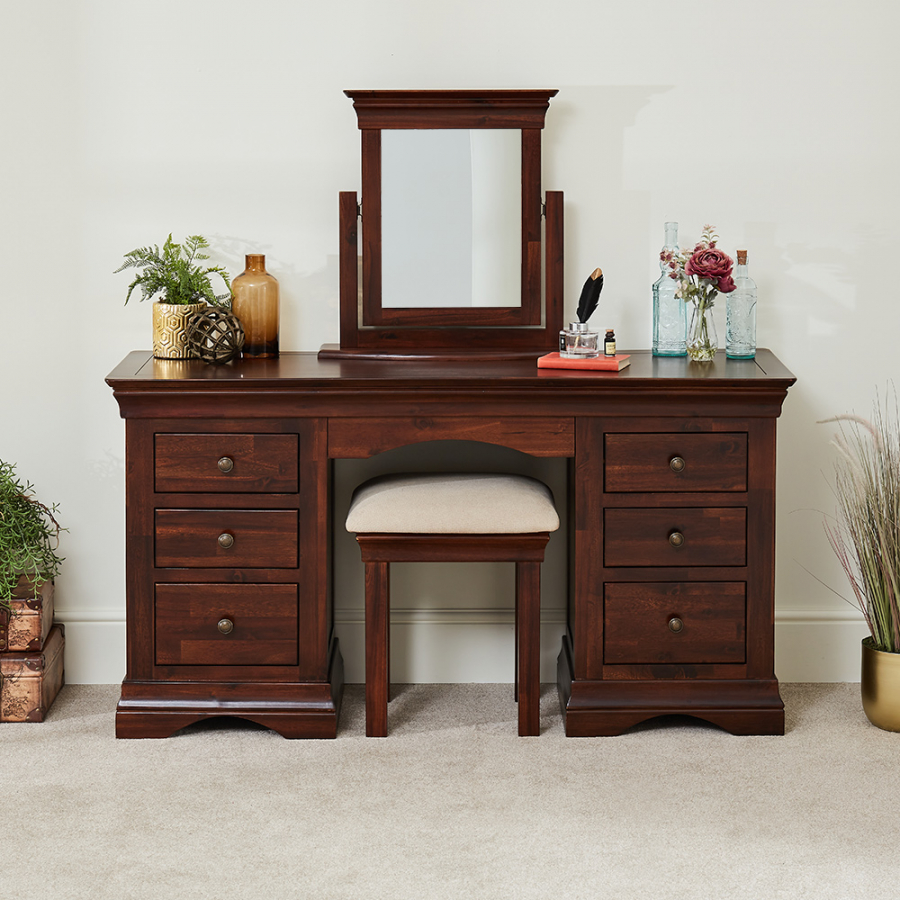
[107,354,341,739]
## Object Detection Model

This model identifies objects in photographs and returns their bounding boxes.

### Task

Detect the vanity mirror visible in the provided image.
[320,90,564,359]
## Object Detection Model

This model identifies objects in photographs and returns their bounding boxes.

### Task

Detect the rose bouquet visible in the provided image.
[661,225,735,360]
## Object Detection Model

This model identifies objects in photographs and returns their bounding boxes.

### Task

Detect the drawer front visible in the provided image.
[155,433,299,493]
[604,582,746,665]
[155,584,299,666]
[328,417,575,459]
[604,508,746,567]
[155,510,299,568]
[604,433,747,492]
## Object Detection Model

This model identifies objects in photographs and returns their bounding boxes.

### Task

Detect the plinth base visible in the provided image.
[557,636,784,737]
[116,641,344,739]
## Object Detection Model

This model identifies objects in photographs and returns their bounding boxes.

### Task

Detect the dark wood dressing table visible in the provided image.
[107,348,795,738]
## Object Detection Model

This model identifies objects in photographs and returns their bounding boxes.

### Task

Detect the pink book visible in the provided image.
[537,352,631,371]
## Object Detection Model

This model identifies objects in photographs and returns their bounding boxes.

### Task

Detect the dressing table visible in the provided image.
[107,91,795,738]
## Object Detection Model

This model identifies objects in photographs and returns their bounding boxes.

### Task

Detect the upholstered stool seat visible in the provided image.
[346,473,559,737]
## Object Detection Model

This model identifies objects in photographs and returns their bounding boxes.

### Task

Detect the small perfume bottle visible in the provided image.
[559,322,600,359]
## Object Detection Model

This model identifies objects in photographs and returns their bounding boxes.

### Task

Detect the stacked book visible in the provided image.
[537,352,631,371]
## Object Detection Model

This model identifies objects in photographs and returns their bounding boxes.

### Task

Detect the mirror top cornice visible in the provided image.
[344,89,558,130]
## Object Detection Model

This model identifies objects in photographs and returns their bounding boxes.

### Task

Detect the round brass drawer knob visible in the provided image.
[668,531,685,548]
[669,456,685,473]
[217,532,235,549]
[217,618,234,635]
[668,617,684,634]
[217,456,235,473]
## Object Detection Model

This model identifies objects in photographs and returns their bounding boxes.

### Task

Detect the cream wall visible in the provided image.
[1,0,893,684]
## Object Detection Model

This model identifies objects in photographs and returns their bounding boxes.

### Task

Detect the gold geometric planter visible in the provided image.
[861,637,900,731]
[152,302,206,359]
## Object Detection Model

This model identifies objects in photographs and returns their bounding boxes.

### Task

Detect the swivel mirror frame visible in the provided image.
[321,89,563,359]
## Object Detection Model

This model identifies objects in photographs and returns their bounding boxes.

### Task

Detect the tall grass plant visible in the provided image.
[821,392,900,653]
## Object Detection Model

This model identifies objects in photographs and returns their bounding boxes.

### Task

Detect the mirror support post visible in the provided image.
[339,191,360,350]
[545,191,564,336]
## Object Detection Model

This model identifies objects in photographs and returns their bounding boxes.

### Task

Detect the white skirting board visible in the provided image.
[53,606,873,685]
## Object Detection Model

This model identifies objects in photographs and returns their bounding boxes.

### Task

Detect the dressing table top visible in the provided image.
[107,349,795,422]
[108,349,794,387]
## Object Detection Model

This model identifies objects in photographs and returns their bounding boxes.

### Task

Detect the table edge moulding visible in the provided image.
[107,349,795,738]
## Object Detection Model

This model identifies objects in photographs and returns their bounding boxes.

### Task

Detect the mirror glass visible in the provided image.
[381,130,521,308]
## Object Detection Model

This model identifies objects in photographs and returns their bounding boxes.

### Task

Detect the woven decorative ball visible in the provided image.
[186,309,245,364]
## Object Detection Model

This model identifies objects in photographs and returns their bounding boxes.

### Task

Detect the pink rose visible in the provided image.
[717,274,736,294]
[685,247,735,292]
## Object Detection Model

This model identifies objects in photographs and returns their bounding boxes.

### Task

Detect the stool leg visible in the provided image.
[514,589,519,701]
[515,561,541,736]
[365,561,390,737]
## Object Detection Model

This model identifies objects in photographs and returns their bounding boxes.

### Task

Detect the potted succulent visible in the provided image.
[821,395,900,731]
[0,459,64,650]
[115,233,232,359]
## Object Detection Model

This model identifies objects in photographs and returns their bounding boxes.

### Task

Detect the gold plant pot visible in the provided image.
[152,302,206,359]
[861,638,900,731]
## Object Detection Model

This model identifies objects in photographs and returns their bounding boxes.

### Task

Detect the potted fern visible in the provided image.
[821,394,900,731]
[115,234,232,359]
[0,460,64,651]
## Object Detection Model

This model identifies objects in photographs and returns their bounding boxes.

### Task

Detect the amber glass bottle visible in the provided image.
[232,254,279,358]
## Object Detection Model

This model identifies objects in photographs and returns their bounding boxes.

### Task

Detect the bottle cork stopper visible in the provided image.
[736,250,747,265]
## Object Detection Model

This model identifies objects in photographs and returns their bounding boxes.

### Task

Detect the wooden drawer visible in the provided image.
[604,508,746,567]
[154,584,299,666]
[604,433,747,492]
[155,510,299,568]
[328,417,575,458]
[604,582,746,665]
[155,433,298,493]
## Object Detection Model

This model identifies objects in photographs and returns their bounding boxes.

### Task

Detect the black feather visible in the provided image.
[576,267,603,323]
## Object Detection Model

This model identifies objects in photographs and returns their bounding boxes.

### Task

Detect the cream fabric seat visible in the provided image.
[346,472,559,738]
[345,472,560,535]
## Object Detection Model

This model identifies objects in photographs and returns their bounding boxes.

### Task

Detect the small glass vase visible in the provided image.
[687,300,718,362]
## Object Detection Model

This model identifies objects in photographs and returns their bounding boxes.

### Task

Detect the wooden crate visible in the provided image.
[1,624,65,722]
[0,578,54,652]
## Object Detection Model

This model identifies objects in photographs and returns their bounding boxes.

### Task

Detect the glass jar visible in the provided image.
[559,322,600,358]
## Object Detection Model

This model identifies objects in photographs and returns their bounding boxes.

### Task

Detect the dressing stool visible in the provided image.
[346,472,559,737]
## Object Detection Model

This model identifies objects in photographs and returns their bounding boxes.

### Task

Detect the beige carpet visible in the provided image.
[1,683,896,899]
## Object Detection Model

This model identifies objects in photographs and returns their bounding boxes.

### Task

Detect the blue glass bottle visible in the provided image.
[652,222,686,356]
[726,250,757,359]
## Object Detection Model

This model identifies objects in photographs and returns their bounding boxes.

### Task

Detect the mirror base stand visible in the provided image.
[325,189,564,362]
[317,344,553,362]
